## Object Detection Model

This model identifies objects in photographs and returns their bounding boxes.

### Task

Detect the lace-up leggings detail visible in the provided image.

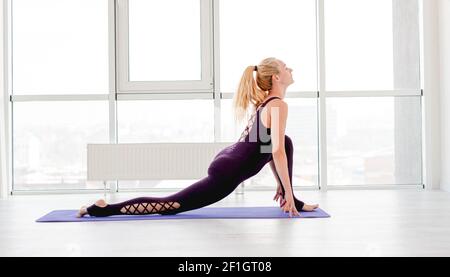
[120,201,180,215]
[86,196,182,217]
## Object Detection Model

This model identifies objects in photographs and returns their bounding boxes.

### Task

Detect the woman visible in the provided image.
[78,57,319,218]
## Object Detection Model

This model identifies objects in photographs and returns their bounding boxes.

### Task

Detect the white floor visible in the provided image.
[0,188,450,257]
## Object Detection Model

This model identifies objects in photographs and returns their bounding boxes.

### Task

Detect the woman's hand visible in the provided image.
[273,183,284,203]
[280,193,301,218]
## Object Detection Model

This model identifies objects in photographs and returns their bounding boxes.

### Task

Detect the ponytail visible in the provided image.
[232,57,280,125]
[232,66,265,124]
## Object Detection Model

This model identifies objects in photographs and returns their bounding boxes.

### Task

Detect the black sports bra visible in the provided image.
[237,96,281,143]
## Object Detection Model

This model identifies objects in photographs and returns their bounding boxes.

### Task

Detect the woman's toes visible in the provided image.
[77,206,88,218]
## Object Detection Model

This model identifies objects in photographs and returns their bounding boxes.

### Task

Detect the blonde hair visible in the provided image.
[232,57,281,124]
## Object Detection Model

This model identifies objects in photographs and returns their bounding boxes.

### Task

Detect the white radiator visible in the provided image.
[87,142,233,181]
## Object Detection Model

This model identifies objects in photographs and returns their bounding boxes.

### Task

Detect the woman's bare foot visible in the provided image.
[77,199,108,218]
[302,203,319,212]
[77,206,88,218]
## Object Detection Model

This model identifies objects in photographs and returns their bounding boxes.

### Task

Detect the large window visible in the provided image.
[117,0,213,93]
[219,0,317,93]
[13,101,109,190]
[324,0,420,91]
[322,0,422,188]
[326,97,422,186]
[11,0,110,191]
[118,100,214,143]
[129,0,201,82]
[12,0,109,95]
[7,0,423,193]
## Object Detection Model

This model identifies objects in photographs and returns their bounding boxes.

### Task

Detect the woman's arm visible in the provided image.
[270,159,284,203]
[270,100,294,198]
[270,100,299,217]
[269,159,282,187]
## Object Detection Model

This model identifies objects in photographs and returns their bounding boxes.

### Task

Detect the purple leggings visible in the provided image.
[86,135,304,217]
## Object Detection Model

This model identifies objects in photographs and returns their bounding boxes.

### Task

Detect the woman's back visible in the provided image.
[238,96,281,144]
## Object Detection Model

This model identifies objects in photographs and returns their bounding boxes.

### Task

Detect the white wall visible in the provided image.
[0,0,8,199]
[439,0,450,192]
[422,0,442,190]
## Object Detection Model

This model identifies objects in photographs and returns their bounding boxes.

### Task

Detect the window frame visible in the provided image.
[116,0,214,94]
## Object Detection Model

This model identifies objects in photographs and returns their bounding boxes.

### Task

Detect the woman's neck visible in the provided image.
[267,90,285,99]
[268,83,287,98]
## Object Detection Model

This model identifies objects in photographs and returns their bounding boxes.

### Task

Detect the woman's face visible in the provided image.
[275,60,294,86]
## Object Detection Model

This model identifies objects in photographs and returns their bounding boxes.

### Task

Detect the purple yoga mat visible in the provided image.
[36,206,330,222]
